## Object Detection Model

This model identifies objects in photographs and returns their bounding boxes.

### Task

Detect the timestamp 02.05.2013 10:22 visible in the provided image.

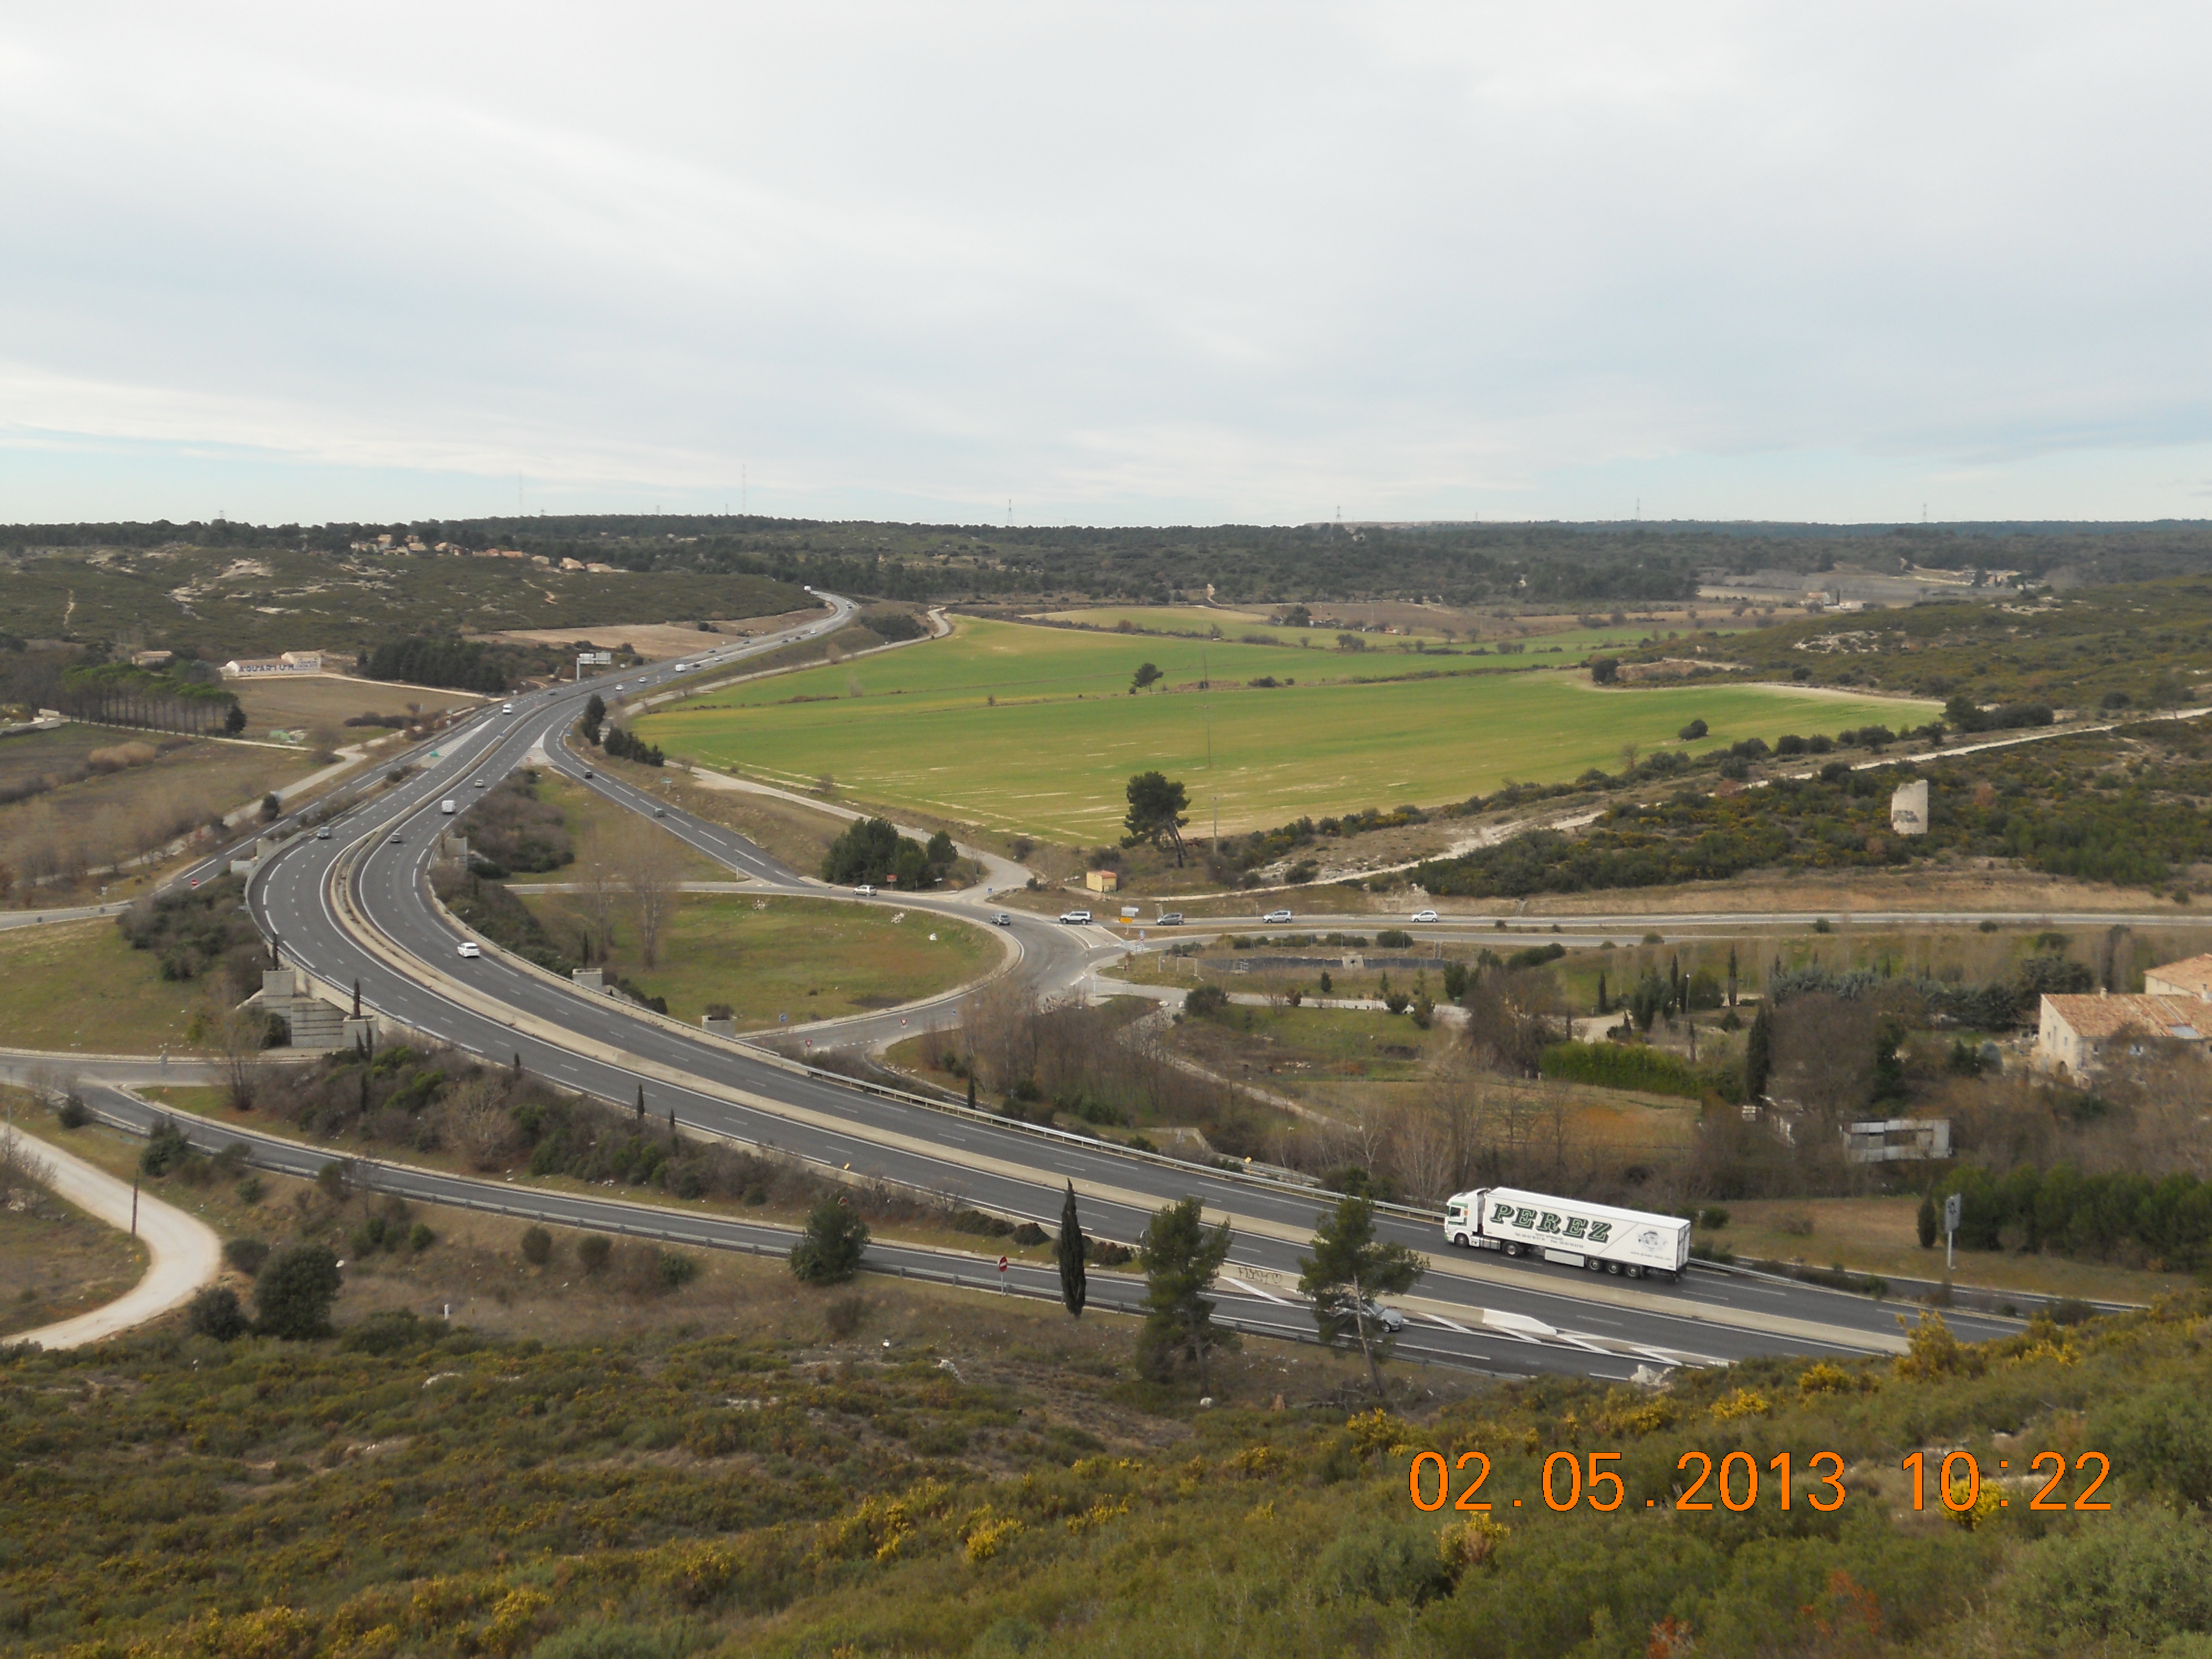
[1408,1449,2116,1516]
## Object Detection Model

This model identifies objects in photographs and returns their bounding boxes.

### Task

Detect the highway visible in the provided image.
[218,594,2021,1379]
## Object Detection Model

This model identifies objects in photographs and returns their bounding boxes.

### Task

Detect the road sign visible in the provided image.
[1943,1193,1961,1232]
[577,651,612,665]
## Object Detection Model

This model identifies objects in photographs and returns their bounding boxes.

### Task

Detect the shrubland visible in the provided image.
[5,1269,2209,1656]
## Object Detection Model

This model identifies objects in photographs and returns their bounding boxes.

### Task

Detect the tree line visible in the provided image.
[55,662,242,735]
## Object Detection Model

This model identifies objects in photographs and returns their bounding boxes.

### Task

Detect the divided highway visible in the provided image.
[232,598,2014,1379]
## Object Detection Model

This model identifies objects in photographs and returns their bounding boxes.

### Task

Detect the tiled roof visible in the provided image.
[2146,954,2212,997]
[2043,993,2208,1043]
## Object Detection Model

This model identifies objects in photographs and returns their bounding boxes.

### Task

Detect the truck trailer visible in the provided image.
[1442,1185,1691,1281]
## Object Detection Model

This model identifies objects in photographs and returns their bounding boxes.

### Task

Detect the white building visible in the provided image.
[2145,954,2212,1002]
[221,650,324,678]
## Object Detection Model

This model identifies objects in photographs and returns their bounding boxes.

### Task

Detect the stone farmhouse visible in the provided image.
[2034,952,2212,1076]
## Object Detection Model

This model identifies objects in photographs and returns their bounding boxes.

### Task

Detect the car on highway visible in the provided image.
[993,911,1013,926]
[1411,909,1439,922]
[582,768,594,779]
[457,942,482,958]
[1156,910,1186,925]
[1318,1292,1407,1333]
[389,832,404,844]
[1263,908,1294,924]
[854,884,877,897]
[502,702,515,713]
[653,807,666,818]
[1059,909,1093,925]
[315,826,331,839]
[473,778,489,787]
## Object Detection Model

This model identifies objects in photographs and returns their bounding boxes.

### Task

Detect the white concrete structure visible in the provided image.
[1890,778,1929,836]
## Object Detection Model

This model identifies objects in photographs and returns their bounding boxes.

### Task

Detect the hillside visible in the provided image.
[4,1283,2207,1658]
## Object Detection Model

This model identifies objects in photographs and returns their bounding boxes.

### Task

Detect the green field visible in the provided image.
[637,619,1935,841]
[515,892,1001,1029]
[1039,604,1750,656]
[0,918,202,1053]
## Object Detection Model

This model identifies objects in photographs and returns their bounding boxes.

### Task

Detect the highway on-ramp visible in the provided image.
[220,598,2017,1380]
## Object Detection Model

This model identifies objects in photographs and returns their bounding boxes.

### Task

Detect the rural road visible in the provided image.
[8,1130,223,1350]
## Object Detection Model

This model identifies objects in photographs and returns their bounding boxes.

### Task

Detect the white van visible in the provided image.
[440,799,457,815]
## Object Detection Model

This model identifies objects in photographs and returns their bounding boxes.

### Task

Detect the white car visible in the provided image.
[1263,909,1295,924]
[854,884,877,897]
[1059,909,1093,925]
[315,826,331,839]
[502,702,515,714]
[457,942,482,958]
[993,912,1013,926]
[1411,909,1440,923]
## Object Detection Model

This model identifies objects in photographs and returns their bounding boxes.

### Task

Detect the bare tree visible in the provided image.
[0,1126,54,1206]
[577,839,623,962]
[961,977,1041,1094]
[624,831,684,970]
[436,1075,517,1171]
[204,999,269,1111]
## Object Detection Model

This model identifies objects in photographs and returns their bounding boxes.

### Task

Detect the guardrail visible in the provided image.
[295,740,1450,1234]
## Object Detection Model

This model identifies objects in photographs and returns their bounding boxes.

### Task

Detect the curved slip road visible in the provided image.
[225,615,2023,1379]
[8,1129,223,1350]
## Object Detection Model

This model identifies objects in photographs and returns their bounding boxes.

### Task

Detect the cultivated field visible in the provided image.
[478,605,832,662]
[0,731,319,900]
[513,891,1001,1029]
[636,618,1934,842]
[230,676,479,734]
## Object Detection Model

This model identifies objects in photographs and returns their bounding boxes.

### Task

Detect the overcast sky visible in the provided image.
[2,3,2209,527]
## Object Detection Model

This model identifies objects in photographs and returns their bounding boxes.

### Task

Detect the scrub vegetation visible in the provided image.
[4,1278,2209,1657]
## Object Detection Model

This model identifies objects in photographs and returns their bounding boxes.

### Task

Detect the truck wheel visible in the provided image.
[1585,1259,1603,1272]
[1505,1242,1523,1258]
[1605,1261,1621,1275]
[1626,1265,1644,1280]
[1451,1233,1468,1249]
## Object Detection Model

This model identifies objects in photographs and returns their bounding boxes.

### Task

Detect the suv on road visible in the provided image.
[1059,909,1093,925]
[1263,908,1294,924]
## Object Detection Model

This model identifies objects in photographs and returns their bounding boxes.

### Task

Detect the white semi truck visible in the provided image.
[1442,1186,1692,1281]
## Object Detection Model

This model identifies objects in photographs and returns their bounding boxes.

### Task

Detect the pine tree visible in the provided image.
[1137,1197,1235,1393]
[1745,1003,1774,1102]
[1056,1182,1087,1318]
[1298,1194,1425,1398]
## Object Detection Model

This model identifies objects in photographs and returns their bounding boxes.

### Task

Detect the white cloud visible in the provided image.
[1,2,2209,523]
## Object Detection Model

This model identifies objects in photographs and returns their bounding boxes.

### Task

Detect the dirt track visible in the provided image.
[11,1133,222,1350]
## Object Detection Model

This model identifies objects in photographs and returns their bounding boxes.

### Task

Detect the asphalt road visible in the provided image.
[224,601,2022,1379]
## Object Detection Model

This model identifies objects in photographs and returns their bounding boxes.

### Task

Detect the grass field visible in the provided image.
[514,891,1001,1029]
[0,1182,148,1339]
[637,618,1934,842]
[0,919,204,1052]
[1710,1196,2200,1306]
[1039,604,1753,656]
[525,771,730,884]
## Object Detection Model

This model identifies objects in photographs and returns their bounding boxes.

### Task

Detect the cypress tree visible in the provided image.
[966,1072,977,1112]
[1726,947,1739,1008]
[1056,1181,1087,1318]
[635,1083,645,1121]
[1745,1003,1774,1102]
[1596,971,1608,1015]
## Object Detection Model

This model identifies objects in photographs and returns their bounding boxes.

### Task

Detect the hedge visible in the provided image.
[1538,1040,1705,1100]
